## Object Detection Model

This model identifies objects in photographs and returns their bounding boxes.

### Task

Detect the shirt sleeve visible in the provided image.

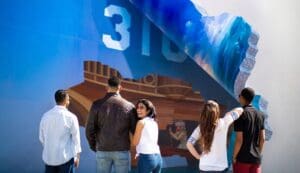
[234,114,244,132]
[128,106,138,134]
[39,118,44,146]
[85,103,98,152]
[187,126,200,145]
[223,111,240,126]
[71,114,82,154]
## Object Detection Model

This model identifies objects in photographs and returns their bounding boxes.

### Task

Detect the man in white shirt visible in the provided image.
[39,89,81,173]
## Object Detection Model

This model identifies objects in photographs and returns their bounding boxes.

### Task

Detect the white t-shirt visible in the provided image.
[188,111,239,171]
[136,117,160,154]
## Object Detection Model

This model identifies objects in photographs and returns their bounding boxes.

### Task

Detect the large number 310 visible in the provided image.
[102,5,187,63]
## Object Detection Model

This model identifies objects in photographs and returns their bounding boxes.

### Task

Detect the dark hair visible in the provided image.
[55,89,68,104]
[240,87,255,103]
[198,100,220,154]
[108,76,121,88]
[136,99,157,119]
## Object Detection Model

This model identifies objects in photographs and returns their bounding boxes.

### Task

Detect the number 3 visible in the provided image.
[102,5,131,51]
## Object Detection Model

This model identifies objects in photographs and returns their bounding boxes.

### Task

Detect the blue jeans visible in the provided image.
[137,154,162,173]
[96,151,130,173]
[45,158,75,173]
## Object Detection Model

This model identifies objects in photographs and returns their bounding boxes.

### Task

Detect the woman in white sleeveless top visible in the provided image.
[132,99,162,173]
[187,100,243,173]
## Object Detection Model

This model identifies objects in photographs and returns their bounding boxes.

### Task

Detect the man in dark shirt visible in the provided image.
[233,87,265,173]
[85,76,137,173]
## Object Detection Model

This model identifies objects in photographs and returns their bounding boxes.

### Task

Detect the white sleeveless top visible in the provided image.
[136,117,160,154]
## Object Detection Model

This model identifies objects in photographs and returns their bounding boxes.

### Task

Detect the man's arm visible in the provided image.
[233,131,243,163]
[39,119,44,146]
[233,109,245,163]
[85,104,97,152]
[259,129,265,153]
[259,113,266,154]
[129,107,138,134]
[71,115,81,168]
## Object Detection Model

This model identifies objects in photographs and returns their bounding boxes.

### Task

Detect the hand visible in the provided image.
[232,157,237,164]
[74,158,80,168]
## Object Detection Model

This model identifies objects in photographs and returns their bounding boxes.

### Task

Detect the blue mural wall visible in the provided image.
[0,0,270,172]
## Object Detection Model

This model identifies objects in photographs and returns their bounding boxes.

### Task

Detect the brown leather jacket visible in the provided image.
[85,92,137,151]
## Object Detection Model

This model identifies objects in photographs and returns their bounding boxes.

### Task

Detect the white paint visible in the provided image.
[197,0,300,172]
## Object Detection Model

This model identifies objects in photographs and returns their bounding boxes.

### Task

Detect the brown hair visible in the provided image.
[198,100,220,154]
[136,99,157,119]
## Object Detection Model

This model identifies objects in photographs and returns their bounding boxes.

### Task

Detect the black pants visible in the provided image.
[45,158,75,173]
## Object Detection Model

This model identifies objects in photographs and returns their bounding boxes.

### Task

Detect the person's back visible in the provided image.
[234,106,264,163]
[199,115,237,171]
[41,106,79,165]
[85,76,137,173]
[87,92,136,151]
[233,87,265,173]
[187,100,243,172]
[39,89,81,173]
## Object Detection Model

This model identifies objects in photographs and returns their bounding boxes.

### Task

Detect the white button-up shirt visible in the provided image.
[39,105,81,166]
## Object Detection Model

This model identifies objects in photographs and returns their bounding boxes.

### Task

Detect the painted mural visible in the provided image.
[0,0,271,172]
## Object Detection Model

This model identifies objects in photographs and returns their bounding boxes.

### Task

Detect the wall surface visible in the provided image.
[199,0,300,172]
[0,0,299,172]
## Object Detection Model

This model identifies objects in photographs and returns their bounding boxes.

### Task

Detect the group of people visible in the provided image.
[39,76,265,173]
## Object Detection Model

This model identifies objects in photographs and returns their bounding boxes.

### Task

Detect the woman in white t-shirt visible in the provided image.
[186,100,243,173]
[132,99,162,173]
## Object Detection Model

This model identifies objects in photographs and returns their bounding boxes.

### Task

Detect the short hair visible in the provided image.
[240,87,255,103]
[108,76,121,88]
[55,89,68,104]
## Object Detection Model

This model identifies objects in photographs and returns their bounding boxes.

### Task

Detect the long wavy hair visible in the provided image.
[198,100,220,154]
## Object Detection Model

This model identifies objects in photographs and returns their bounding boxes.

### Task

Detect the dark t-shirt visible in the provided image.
[234,105,265,164]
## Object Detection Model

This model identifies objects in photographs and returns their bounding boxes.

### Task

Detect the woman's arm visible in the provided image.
[186,142,201,160]
[132,120,145,146]
[224,107,244,125]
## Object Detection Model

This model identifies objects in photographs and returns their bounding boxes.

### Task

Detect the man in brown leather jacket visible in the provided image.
[85,76,137,173]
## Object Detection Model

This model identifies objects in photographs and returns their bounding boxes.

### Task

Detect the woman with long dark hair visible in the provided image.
[132,99,162,173]
[187,100,243,172]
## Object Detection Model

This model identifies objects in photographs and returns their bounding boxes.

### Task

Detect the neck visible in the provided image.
[107,88,119,94]
[57,104,66,107]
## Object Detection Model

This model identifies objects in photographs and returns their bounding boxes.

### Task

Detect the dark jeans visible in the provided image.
[45,158,75,173]
[137,153,162,173]
[199,168,228,173]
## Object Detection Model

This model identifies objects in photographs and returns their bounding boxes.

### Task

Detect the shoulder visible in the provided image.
[136,119,146,130]
[194,125,200,132]
[120,96,134,107]
[255,109,265,121]
[92,98,105,107]
[64,110,79,123]
[41,107,54,121]
[118,96,135,111]
[137,119,146,125]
